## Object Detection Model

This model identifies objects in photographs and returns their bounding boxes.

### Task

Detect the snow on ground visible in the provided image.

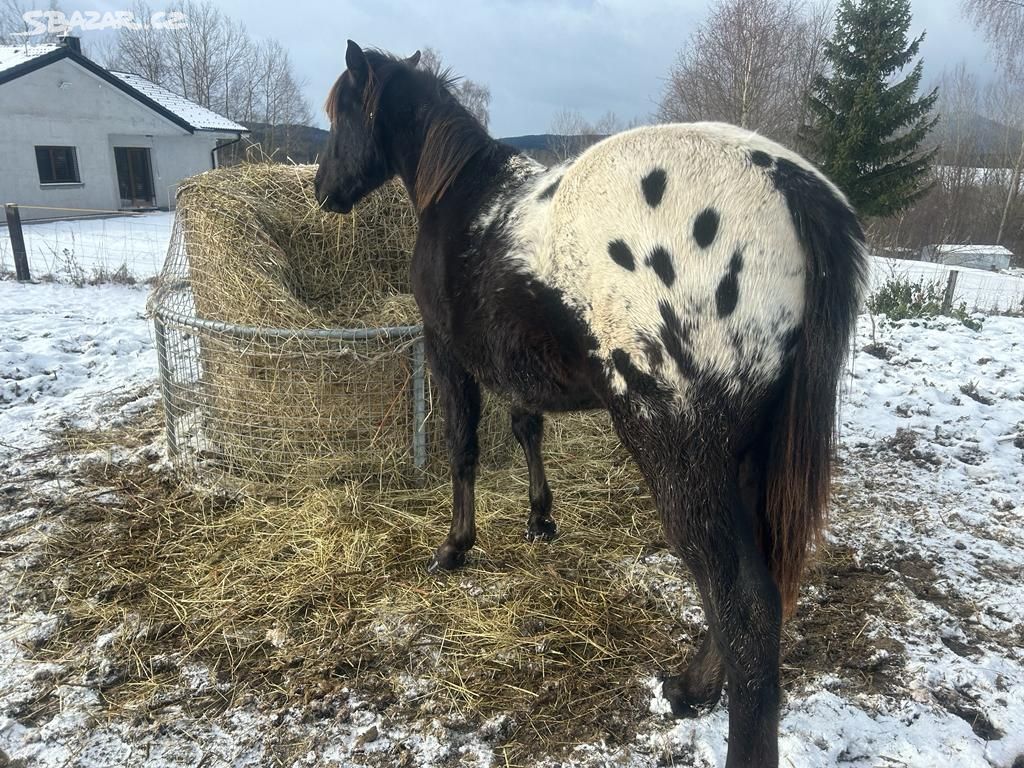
[0,212,173,284]
[0,281,157,463]
[0,233,1023,766]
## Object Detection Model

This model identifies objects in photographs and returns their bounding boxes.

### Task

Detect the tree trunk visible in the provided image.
[996,134,1024,245]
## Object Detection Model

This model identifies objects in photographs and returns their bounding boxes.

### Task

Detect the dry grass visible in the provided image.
[32,407,699,765]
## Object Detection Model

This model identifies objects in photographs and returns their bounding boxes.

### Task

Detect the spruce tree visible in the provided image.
[804,0,938,217]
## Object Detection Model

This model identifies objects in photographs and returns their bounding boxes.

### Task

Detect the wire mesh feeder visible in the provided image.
[150,164,515,490]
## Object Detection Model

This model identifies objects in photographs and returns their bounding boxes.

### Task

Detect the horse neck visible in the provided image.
[383,91,506,219]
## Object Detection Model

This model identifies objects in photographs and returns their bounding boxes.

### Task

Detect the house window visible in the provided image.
[35,146,81,184]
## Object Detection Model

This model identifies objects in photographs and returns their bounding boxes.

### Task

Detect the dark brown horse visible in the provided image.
[314,42,867,768]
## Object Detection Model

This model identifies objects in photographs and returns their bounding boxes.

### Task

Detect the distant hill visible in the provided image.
[501,134,557,151]
[219,122,331,165]
[220,117,1024,169]
[501,133,607,166]
[932,114,1023,164]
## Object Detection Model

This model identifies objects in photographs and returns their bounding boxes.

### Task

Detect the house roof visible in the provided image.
[929,244,1014,257]
[109,71,247,132]
[0,43,247,134]
[0,43,61,73]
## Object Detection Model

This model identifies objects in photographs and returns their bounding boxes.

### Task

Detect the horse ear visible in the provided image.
[346,40,369,85]
[406,50,421,68]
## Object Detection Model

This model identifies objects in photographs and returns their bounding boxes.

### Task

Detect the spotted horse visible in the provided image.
[315,42,868,768]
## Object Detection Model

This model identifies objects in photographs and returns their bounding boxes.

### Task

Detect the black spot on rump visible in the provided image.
[608,239,635,271]
[538,177,561,200]
[750,150,773,167]
[715,250,744,318]
[693,208,720,249]
[640,333,664,370]
[612,348,663,398]
[641,168,667,208]
[658,301,699,379]
[645,245,675,287]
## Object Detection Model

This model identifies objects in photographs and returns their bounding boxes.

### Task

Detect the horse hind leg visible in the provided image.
[675,459,780,768]
[662,445,767,717]
[614,409,781,768]
[510,408,556,541]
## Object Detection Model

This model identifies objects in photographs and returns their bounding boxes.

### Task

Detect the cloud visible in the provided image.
[92,0,1000,137]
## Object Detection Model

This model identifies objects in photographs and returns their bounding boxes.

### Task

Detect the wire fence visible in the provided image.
[868,255,1024,314]
[0,204,173,284]
[152,285,435,489]
[147,166,522,491]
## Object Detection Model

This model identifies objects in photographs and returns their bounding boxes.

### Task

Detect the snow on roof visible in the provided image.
[109,71,247,133]
[929,244,1015,256]
[0,43,61,75]
[0,44,245,133]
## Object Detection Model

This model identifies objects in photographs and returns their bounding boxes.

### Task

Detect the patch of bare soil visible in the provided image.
[784,546,907,696]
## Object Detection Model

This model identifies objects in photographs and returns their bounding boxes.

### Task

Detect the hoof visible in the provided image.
[428,544,467,573]
[662,674,723,719]
[525,516,558,543]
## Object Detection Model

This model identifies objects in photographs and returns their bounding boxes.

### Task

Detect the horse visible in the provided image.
[314,41,867,768]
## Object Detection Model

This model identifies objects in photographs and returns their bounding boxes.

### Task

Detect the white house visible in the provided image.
[0,38,247,220]
[920,244,1014,272]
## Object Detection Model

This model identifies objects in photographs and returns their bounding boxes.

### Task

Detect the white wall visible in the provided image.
[0,58,237,220]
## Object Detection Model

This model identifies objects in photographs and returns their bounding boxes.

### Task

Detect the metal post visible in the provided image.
[153,317,179,459]
[941,269,959,315]
[411,336,428,471]
[4,204,31,282]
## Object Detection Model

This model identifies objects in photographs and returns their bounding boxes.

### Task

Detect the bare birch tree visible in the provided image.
[419,46,492,129]
[0,0,63,45]
[546,109,646,162]
[547,109,592,162]
[961,0,1024,245]
[658,0,833,146]
[104,1,168,82]
[103,0,310,134]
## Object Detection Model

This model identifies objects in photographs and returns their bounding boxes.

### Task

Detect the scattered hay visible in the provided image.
[21,413,931,764]
[36,408,690,765]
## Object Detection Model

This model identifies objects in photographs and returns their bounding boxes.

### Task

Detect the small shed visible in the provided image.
[920,244,1014,271]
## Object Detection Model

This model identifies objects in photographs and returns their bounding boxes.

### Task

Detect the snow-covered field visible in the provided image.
[0,228,1023,767]
[0,213,173,284]
[1,211,1021,311]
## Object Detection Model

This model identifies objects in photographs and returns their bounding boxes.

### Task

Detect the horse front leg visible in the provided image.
[425,331,481,572]
[510,408,557,542]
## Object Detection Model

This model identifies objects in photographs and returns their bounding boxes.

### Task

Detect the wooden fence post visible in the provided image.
[941,269,959,315]
[4,204,31,282]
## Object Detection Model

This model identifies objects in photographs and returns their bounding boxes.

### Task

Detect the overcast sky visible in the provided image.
[87,0,996,137]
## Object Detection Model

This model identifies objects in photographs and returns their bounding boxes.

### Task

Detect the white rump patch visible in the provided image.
[478,124,844,409]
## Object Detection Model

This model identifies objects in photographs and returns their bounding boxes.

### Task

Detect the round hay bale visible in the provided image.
[178,164,415,329]
[154,164,515,488]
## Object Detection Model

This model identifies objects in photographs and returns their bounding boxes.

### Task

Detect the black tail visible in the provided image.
[763,158,868,616]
